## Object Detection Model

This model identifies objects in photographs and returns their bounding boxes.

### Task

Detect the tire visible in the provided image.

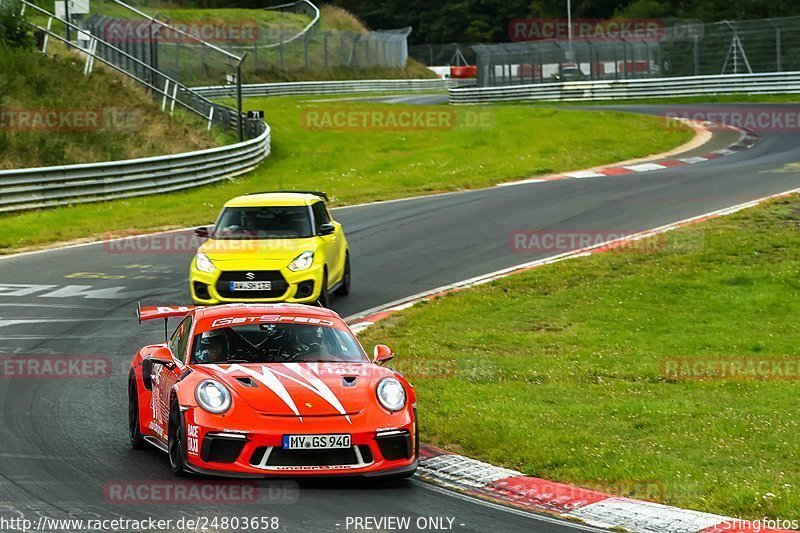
[317,271,330,308]
[128,376,147,450]
[333,254,351,297]
[168,398,189,476]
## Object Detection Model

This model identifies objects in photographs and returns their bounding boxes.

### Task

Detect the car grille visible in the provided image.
[250,445,373,468]
[216,270,289,299]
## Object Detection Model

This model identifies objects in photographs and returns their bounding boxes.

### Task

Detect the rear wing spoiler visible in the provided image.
[246,190,329,201]
[136,303,197,324]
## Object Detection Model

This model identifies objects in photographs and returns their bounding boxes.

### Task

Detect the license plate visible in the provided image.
[229,281,271,291]
[282,434,351,450]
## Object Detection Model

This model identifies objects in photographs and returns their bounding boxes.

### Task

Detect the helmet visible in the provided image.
[196,329,229,363]
[294,326,323,356]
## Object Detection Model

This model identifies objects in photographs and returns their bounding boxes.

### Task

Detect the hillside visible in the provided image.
[0,46,225,170]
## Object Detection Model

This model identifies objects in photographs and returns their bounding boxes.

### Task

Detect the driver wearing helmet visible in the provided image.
[195,329,229,363]
[292,326,324,359]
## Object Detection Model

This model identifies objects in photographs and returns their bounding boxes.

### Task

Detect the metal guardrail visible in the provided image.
[448,71,800,104]
[262,0,321,49]
[194,78,459,98]
[0,0,271,214]
[0,126,270,213]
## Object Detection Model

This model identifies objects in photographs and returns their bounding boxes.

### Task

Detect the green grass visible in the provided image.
[0,98,691,251]
[86,1,310,31]
[357,195,800,520]
[0,46,227,169]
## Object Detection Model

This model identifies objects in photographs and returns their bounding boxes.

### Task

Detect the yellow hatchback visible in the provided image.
[189,191,350,306]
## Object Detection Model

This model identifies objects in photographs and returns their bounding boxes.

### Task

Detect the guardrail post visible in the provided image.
[169,83,178,115]
[304,30,309,69]
[42,17,53,54]
[161,79,170,111]
[207,107,214,131]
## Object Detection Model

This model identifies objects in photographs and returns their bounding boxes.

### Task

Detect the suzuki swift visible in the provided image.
[190,191,350,306]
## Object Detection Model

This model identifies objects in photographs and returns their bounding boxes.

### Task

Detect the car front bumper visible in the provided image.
[182,406,417,477]
[190,262,325,305]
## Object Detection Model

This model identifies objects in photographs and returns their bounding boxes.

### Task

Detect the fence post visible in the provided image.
[161,79,170,111]
[169,83,178,116]
[304,29,309,68]
[279,26,285,70]
[323,32,328,67]
[693,35,700,76]
[42,17,52,54]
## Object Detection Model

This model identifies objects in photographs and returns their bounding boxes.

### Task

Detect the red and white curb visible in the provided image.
[347,188,800,531]
[496,125,759,188]
[416,446,793,532]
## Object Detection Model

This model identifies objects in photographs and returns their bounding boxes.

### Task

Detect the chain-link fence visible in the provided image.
[20,0,264,140]
[474,16,800,87]
[229,26,412,74]
[408,43,476,66]
[77,0,411,81]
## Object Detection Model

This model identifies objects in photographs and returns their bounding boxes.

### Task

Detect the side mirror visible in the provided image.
[373,345,394,365]
[146,346,175,367]
[194,227,210,238]
[319,223,335,236]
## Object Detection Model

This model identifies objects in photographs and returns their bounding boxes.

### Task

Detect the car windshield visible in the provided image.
[190,323,368,364]
[213,206,312,239]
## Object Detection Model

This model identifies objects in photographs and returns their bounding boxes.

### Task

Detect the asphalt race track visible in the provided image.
[1,104,800,532]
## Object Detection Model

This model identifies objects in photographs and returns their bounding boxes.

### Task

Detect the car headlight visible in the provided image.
[195,252,216,274]
[376,378,406,412]
[287,250,314,272]
[195,379,232,414]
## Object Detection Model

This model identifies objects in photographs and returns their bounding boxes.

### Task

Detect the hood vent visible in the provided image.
[342,376,357,387]
[235,376,258,388]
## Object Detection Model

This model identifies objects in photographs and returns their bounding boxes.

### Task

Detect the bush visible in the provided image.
[0,0,34,49]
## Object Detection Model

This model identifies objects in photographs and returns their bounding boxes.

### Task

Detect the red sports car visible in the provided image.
[129,303,418,478]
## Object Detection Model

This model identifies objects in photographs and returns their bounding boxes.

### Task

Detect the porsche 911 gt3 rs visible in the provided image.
[128,303,418,479]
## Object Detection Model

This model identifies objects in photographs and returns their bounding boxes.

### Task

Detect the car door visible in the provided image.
[311,201,345,285]
[151,316,191,442]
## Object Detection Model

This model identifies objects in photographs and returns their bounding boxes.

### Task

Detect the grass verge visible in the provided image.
[0,98,691,252]
[356,195,800,520]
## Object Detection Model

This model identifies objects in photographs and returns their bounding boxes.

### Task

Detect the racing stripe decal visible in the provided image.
[274,363,351,423]
[209,364,302,420]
